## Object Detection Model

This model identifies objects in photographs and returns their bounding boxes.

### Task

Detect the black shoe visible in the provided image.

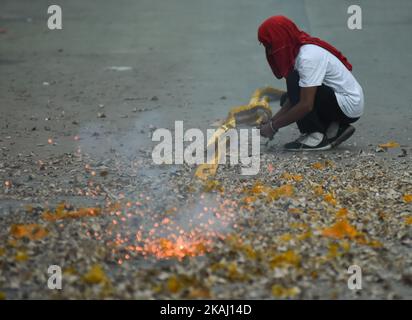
[329,124,355,147]
[284,132,332,151]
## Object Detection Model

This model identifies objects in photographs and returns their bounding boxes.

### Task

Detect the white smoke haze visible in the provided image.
[73,115,237,260]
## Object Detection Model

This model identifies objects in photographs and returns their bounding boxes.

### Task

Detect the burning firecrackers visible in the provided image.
[104,193,238,261]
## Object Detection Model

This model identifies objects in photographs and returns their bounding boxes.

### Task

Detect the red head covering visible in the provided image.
[258,15,352,79]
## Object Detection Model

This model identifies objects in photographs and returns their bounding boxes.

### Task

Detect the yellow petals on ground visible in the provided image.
[312,162,325,170]
[288,207,303,214]
[203,179,224,192]
[270,250,301,269]
[10,224,48,240]
[15,250,28,262]
[167,275,182,293]
[242,196,257,205]
[378,141,400,149]
[281,172,303,182]
[324,193,337,206]
[365,239,383,248]
[243,181,294,202]
[271,284,300,298]
[241,244,258,260]
[403,194,412,203]
[336,208,349,219]
[267,184,294,201]
[248,181,266,195]
[83,264,108,284]
[227,262,241,280]
[42,203,101,221]
[312,162,324,170]
[187,287,211,299]
[166,275,210,295]
[341,240,351,252]
[405,217,412,225]
[311,160,334,170]
[313,185,324,196]
[279,233,293,242]
[321,219,359,240]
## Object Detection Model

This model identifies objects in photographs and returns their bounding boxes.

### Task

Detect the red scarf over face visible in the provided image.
[257,15,352,79]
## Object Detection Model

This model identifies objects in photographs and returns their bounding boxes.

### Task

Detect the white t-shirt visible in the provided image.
[294,44,364,118]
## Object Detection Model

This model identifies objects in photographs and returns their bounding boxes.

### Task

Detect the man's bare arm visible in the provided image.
[271,97,292,123]
[271,86,317,130]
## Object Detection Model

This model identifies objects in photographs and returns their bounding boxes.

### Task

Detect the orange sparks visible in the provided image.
[143,236,210,259]
[91,195,238,261]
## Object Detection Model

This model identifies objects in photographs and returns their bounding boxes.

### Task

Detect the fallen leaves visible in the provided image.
[10,224,48,240]
[288,207,303,214]
[42,203,101,221]
[247,181,266,195]
[405,217,412,225]
[313,185,324,196]
[311,160,334,170]
[242,181,294,203]
[187,287,211,299]
[323,193,337,206]
[403,194,412,203]
[267,184,294,201]
[242,195,257,205]
[321,217,382,248]
[167,275,182,293]
[15,250,28,262]
[269,250,301,269]
[83,264,108,284]
[378,141,400,149]
[225,235,260,261]
[321,219,359,240]
[165,274,209,296]
[227,262,246,281]
[271,284,300,298]
[281,172,303,182]
[203,179,224,193]
[336,208,349,219]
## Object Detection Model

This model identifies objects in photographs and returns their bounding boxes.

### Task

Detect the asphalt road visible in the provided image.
[0,0,411,157]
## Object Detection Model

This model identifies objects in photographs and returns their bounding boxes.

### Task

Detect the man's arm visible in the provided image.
[271,97,292,123]
[271,86,317,130]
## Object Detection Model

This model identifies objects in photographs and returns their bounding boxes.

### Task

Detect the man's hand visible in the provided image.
[258,121,277,140]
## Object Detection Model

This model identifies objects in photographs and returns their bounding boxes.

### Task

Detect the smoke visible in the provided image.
[74,112,236,260]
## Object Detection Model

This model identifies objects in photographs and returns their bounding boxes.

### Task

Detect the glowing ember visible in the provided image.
[103,194,238,260]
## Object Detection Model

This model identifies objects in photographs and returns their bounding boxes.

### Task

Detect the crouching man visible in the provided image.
[258,16,364,151]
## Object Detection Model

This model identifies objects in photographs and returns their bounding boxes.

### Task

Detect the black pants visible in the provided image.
[286,70,359,134]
